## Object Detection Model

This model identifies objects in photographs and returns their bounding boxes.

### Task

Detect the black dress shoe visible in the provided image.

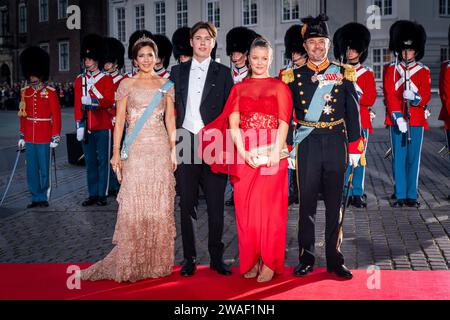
[180,259,196,276]
[391,199,405,208]
[293,263,314,277]
[405,199,420,208]
[27,202,41,208]
[351,196,367,208]
[345,196,353,207]
[39,201,49,207]
[108,190,119,197]
[97,197,107,206]
[390,193,397,200]
[82,197,98,206]
[327,264,353,279]
[210,261,232,275]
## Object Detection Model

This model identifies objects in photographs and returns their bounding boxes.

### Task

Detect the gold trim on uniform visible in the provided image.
[298,118,344,129]
[281,68,295,84]
[306,59,330,73]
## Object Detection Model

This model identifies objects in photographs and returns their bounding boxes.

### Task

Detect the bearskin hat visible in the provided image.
[284,24,307,59]
[172,27,193,61]
[153,34,173,69]
[333,22,371,64]
[105,37,125,69]
[301,13,329,40]
[389,20,426,62]
[127,30,155,60]
[20,46,50,81]
[226,27,259,56]
[81,34,106,66]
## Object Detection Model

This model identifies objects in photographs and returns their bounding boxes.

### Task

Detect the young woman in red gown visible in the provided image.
[200,37,293,282]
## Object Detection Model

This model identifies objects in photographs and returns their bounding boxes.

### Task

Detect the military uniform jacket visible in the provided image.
[383,61,431,129]
[439,61,450,129]
[19,85,61,143]
[74,70,115,131]
[354,64,377,133]
[286,59,363,153]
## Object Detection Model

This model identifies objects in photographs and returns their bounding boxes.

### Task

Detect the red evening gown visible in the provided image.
[200,77,293,275]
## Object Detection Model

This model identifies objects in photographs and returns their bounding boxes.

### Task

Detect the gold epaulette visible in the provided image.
[342,64,357,82]
[281,68,295,84]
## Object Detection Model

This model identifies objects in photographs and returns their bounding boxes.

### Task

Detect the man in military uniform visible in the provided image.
[224,26,259,206]
[104,36,126,197]
[334,23,377,208]
[153,34,173,79]
[18,47,61,208]
[280,24,308,206]
[74,34,115,206]
[285,14,364,279]
[384,21,430,208]
[439,25,450,200]
[172,27,193,64]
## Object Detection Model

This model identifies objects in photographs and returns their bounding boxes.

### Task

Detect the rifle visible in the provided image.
[82,73,89,144]
[403,52,412,144]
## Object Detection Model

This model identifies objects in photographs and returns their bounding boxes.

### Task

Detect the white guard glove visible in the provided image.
[403,90,415,101]
[81,95,92,105]
[396,117,408,133]
[76,127,84,141]
[50,142,58,148]
[349,154,361,168]
[369,110,376,121]
[18,139,25,149]
[424,109,431,119]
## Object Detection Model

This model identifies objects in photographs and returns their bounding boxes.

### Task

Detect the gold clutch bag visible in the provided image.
[250,143,290,166]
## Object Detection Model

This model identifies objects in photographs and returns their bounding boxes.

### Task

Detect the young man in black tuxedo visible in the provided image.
[170,21,234,277]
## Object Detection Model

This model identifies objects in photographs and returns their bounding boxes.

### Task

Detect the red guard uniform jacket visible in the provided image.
[19,85,61,143]
[354,64,377,134]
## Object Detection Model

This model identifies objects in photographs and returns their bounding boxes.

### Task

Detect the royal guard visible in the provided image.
[439,25,450,200]
[286,14,364,279]
[226,27,259,83]
[74,34,115,206]
[127,30,155,77]
[153,34,173,78]
[223,26,259,206]
[18,47,61,208]
[104,36,126,197]
[279,24,308,206]
[384,20,431,208]
[172,27,193,63]
[334,22,377,208]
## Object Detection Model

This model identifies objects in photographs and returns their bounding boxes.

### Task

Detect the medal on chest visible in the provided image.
[40,88,48,99]
[314,73,344,88]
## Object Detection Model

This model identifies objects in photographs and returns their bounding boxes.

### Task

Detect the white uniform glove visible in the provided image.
[349,154,361,168]
[81,95,92,105]
[76,127,84,141]
[403,90,415,101]
[18,139,25,149]
[396,117,408,133]
[369,110,376,121]
[424,109,431,119]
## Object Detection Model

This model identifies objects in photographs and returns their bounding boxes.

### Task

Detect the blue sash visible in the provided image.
[290,64,340,158]
[120,80,174,160]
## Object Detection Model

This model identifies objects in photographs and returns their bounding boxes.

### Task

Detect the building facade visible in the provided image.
[0,0,109,85]
[108,0,449,89]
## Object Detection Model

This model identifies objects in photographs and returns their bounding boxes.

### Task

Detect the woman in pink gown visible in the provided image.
[81,37,177,283]
[201,37,293,282]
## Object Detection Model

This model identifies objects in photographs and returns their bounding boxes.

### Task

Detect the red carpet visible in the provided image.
[0,263,449,300]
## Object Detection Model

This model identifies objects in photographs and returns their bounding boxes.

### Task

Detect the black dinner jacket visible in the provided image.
[170,59,234,129]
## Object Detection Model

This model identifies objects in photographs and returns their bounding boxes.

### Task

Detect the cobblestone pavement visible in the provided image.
[0,127,449,271]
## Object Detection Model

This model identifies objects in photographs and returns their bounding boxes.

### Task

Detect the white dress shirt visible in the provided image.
[182,57,211,134]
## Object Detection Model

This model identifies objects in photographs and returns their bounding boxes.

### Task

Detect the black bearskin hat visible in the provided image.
[284,24,307,59]
[127,30,155,60]
[153,34,173,69]
[81,34,106,65]
[226,27,259,56]
[20,46,50,81]
[211,41,218,61]
[105,37,125,69]
[301,13,329,40]
[172,27,193,60]
[333,22,371,64]
[389,20,426,62]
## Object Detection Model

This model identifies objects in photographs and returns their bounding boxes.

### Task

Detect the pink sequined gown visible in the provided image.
[81,78,176,282]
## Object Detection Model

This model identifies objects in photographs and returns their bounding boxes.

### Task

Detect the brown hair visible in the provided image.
[131,39,158,61]
[246,37,273,78]
[190,21,217,39]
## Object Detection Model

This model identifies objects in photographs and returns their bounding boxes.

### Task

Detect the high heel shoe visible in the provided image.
[257,264,274,283]
[244,258,261,279]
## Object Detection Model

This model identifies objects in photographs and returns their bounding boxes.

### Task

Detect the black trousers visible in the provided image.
[296,133,347,268]
[176,130,228,262]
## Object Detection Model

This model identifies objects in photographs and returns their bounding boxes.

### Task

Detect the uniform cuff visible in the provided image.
[348,137,365,154]
[391,111,403,122]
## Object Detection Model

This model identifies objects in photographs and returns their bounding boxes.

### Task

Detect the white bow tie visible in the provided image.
[191,61,206,72]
